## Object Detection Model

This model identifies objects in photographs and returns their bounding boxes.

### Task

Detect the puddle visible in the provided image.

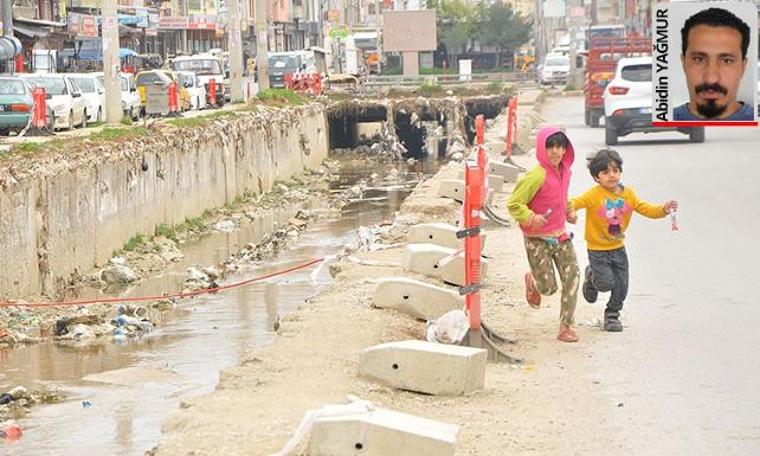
[0,157,439,455]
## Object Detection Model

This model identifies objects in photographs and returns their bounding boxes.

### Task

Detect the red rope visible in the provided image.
[0,258,325,309]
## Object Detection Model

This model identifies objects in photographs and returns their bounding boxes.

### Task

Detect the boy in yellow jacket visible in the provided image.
[568,149,678,332]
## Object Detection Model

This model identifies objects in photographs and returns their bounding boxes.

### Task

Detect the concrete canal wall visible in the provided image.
[0,104,329,298]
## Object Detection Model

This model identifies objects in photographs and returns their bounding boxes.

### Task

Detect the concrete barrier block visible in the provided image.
[407,222,487,250]
[456,168,504,193]
[307,407,459,456]
[359,340,487,395]
[438,252,489,287]
[437,179,465,202]
[402,243,457,278]
[487,161,521,183]
[373,277,463,320]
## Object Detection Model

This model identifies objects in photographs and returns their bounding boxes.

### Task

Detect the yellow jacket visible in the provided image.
[571,185,666,251]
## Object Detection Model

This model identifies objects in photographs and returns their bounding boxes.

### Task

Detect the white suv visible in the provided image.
[538,53,569,86]
[604,56,704,145]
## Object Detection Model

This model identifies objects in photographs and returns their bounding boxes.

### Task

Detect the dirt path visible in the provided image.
[155,111,624,455]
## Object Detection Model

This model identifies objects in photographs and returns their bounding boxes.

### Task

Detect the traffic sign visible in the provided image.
[329,27,348,39]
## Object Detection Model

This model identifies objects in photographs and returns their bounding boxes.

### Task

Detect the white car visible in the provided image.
[603,56,704,145]
[69,73,106,123]
[96,73,141,121]
[538,53,569,85]
[21,74,87,130]
[177,71,207,110]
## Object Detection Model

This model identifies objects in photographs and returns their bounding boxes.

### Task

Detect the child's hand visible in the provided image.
[566,210,578,224]
[531,213,548,228]
[663,200,679,213]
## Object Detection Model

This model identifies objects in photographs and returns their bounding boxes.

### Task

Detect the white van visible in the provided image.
[171,54,226,106]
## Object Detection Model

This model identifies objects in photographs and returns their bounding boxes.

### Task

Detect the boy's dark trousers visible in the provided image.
[587,247,629,318]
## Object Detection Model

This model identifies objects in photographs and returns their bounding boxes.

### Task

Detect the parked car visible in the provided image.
[94,73,141,121]
[69,73,106,123]
[0,76,54,135]
[603,56,704,145]
[538,53,570,85]
[177,71,207,110]
[268,50,318,88]
[756,61,759,117]
[21,74,87,130]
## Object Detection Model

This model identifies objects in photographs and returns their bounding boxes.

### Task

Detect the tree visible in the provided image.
[478,2,532,68]
[427,0,477,69]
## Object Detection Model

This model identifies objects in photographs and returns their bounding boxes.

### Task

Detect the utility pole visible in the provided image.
[228,0,244,101]
[2,0,13,73]
[102,0,123,123]
[374,0,380,73]
[255,0,270,90]
[181,0,188,54]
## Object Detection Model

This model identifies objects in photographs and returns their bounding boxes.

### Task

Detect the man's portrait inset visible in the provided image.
[675,7,754,121]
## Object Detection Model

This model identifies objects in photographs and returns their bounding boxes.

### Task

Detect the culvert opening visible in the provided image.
[328,103,388,149]
[394,111,427,159]
[464,96,510,144]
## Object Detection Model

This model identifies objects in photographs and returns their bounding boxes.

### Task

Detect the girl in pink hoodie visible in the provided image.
[507,127,581,343]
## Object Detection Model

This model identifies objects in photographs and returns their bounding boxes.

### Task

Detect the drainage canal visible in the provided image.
[0,156,440,455]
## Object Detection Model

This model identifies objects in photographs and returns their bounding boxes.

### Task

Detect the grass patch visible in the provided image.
[167,110,237,128]
[6,138,68,158]
[257,88,307,107]
[417,82,445,97]
[123,234,145,252]
[89,126,148,143]
[177,216,205,233]
[9,142,46,155]
[154,223,177,240]
[121,116,134,126]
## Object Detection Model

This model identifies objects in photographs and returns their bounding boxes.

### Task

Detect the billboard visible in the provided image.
[382,10,436,52]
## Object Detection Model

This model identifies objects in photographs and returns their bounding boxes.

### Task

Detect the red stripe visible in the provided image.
[0,258,325,308]
[652,121,758,127]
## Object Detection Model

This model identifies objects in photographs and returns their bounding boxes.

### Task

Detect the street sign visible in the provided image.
[329,27,348,39]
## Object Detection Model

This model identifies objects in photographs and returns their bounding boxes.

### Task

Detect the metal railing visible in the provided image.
[363,71,537,87]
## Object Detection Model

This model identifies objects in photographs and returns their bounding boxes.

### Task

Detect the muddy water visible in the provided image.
[0,158,439,456]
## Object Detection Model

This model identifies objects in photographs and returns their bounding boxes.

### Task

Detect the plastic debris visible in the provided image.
[82,400,93,409]
[426,309,469,344]
[0,423,23,441]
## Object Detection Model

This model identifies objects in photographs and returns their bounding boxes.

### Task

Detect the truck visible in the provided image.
[170,54,226,106]
[583,36,650,127]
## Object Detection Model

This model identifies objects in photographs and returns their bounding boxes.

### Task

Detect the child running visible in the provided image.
[508,126,581,343]
[568,149,678,331]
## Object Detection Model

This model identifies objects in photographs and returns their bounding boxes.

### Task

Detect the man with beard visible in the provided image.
[674,7,754,121]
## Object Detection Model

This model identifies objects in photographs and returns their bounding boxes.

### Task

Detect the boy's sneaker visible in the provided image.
[582,265,598,303]
[604,315,623,332]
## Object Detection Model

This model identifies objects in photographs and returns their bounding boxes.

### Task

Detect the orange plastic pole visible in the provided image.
[32,87,47,128]
[475,114,487,201]
[463,163,483,330]
[505,97,517,158]
[168,82,179,114]
[14,54,25,73]
[208,78,217,106]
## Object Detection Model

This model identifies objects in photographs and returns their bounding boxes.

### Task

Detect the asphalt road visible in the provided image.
[543,96,760,454]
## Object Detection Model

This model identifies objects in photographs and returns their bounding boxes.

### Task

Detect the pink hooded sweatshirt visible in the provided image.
[507,126,574,238]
